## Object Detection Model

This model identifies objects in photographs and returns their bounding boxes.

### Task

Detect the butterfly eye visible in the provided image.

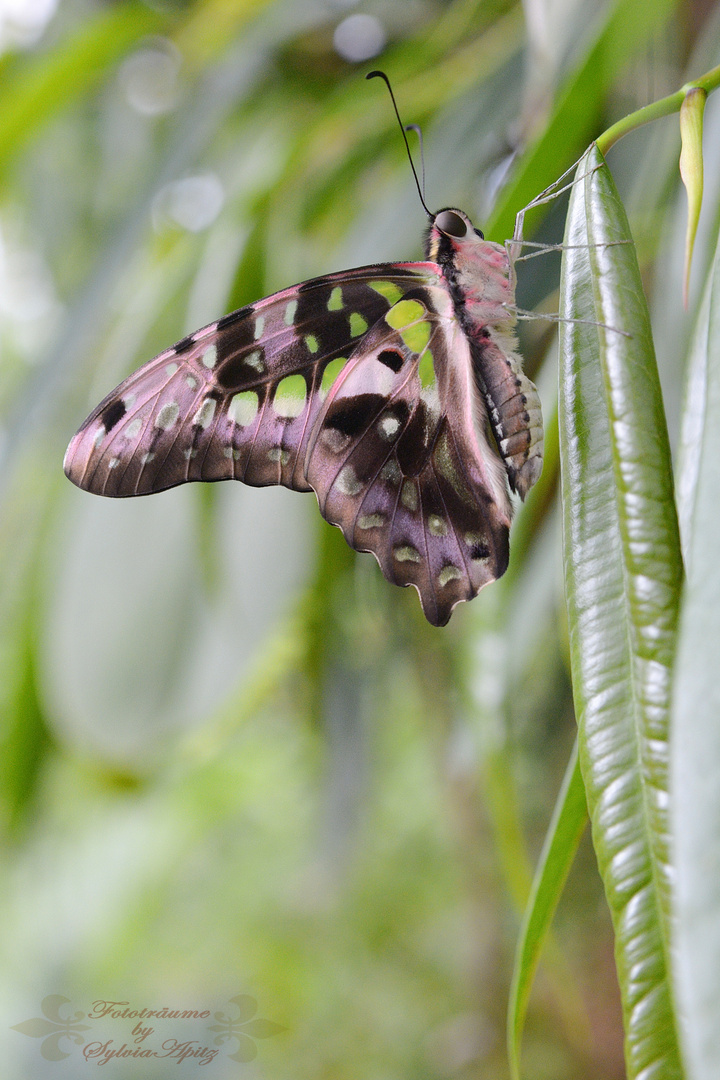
[435,210,467,238]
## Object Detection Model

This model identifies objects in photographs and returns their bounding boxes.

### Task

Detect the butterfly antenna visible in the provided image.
[366,70,433,220]
[404,123,426,204]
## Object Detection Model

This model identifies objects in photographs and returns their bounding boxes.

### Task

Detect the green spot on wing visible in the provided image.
[321,357,347,396]
[402,320,431,354]
[394,545,421,564]
[244,349,264,372]
[438,565,462,587]
[350,312,368,337]
[155,402,179,429]
[201,344,218,369]
[418,348,435,388]
[369,280,403,305]
[327,287,343,311]
[193,398,216,429]
[358,513,384,529]
[274,374,307,418]
[229,390,259,426]
[275,373,306,399]
[305,334,319,353]
[336,465,363,495]
[385,298,425,329]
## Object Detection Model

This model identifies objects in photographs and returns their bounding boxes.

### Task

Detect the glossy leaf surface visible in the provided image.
[558,145,683,1080]
[671,229,720,1080]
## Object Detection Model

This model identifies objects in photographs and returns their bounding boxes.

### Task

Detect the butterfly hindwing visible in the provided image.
[64,266,436,498]
[305,285,511,626]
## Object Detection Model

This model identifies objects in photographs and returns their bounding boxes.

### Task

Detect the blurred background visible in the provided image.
[1,0,718,1076]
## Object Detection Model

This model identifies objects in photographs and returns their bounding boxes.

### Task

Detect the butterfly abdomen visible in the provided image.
[469,333,543,500]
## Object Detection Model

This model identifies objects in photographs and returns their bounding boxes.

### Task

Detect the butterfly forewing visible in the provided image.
[64,266,436,498]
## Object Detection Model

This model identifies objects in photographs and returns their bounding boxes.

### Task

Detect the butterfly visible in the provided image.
[64,204,543,627]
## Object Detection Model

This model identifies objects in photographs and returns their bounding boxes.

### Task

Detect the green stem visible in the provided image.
[597,62,720,154]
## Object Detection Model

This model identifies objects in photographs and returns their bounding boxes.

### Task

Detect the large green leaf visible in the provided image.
[558,145,684,1079]
[670,228,720,1080]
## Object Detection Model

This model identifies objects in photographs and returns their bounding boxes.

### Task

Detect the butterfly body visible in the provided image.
[65,207,542,626]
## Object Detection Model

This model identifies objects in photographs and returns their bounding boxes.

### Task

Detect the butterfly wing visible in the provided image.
[305,284,512,627]
[63,265,437,497]
[65,264,519,625]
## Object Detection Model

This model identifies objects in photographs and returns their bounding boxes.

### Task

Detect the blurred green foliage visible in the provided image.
[1,0,718,1077]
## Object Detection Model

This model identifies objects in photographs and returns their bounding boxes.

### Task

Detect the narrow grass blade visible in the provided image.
[507,741,587,1080]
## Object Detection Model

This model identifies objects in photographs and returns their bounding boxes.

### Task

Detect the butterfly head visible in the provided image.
[426,208,485,264]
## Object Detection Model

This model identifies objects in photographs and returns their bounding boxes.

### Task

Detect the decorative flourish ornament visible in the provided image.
[64,77,543,626]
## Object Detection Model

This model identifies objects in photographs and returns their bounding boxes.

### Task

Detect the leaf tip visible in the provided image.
[679,87,706,308]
